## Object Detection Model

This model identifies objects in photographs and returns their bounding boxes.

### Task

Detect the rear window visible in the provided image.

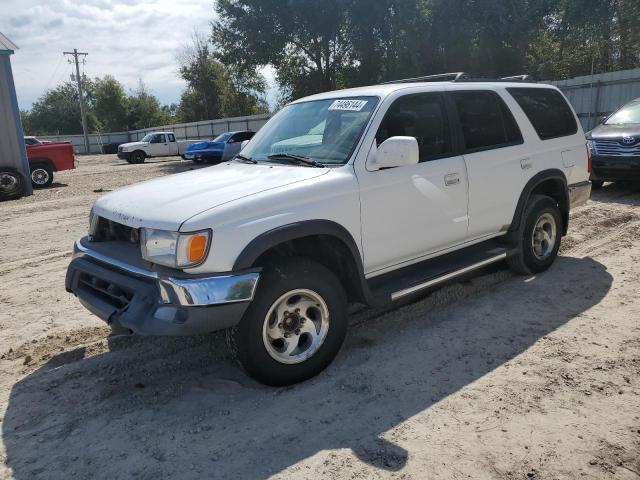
[508,88,578,140]
[452,91,523,151]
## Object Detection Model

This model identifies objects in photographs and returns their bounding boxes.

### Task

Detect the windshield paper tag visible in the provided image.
[328,99,368,111]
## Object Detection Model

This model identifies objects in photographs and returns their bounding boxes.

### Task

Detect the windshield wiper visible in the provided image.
[234,153,258,164]
[267,153,324,168]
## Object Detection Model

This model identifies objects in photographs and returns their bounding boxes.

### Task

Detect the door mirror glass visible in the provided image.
[370,136,419,170]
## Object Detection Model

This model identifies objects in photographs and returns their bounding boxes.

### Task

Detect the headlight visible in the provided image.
[88,209,99,240]
[140,228,211,268]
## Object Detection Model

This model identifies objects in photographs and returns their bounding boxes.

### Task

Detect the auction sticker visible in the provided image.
[328,99,368,111]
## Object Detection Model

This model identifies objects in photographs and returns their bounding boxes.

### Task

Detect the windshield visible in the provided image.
[242,96,378,165]
[141,134,154,142]
[213,133,232,143]
[605,101,640,125]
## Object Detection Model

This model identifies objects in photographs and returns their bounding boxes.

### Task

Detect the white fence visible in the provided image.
[40,114,271,154]
[40,68,640,153]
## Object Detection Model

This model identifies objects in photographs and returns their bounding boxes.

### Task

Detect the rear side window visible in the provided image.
[452,91,523,151]
[168,133,175,142]
[376,93,453,162]
[508,88,578,140]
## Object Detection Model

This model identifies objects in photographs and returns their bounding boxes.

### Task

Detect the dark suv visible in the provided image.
[587,97,640,188]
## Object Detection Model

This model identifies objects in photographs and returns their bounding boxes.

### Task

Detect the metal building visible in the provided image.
[0,31,31,199]
[549,68,640,132]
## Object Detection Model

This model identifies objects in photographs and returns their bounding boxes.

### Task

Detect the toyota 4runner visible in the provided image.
[66,75,591,385]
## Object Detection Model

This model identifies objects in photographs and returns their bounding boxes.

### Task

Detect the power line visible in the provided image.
[63,48,90,154]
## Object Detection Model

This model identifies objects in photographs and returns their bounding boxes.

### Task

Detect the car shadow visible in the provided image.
[2,256,612,479]
[590,181,640,206]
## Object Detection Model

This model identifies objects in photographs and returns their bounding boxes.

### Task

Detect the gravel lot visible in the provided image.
[0,155,639,479]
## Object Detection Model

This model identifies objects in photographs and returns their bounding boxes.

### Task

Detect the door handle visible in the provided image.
[444,173,460,186]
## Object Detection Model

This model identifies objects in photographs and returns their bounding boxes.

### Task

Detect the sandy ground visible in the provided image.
[0,155,638,479]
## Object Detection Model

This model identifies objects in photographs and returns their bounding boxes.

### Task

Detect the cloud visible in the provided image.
[0,0,265,110]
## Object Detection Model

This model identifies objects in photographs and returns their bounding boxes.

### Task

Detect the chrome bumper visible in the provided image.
[72,239,259,307]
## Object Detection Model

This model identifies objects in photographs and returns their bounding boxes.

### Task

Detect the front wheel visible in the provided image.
[30,164,54,188]
[129,151,146,164]
[227,258,348,386]
[506,194,562,275]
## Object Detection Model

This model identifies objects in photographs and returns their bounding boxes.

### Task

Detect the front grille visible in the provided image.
[594,139,640,157]
[78,273,134,309]
[92,216,139,244]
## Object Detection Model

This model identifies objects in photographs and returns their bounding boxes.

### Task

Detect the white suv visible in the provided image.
[66,75,591,385]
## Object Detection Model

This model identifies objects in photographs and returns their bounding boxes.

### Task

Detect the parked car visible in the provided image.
[184,131,255,164]
[24,136,50,145]
[66,75,591,386]
[116,132,199,164]
[586,97,640,188]
[27,140,75,188]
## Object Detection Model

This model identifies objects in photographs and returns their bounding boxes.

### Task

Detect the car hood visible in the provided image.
[187,141,224,152]
[587,124,640,140]
[120,141,148,149]
[92,162,330,231]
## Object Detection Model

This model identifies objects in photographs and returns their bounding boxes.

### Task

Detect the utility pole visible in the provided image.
[63,49,89,154]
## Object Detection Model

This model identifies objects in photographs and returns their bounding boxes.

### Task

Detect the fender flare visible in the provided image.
[509,169,570,235]
[233,220,377,305]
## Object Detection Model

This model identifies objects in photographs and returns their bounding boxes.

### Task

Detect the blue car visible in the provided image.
[184,131,255,164]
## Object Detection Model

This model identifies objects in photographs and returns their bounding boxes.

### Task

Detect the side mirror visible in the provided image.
[240,140,250,150]
[369,136,419,170]
[598,115,608,125]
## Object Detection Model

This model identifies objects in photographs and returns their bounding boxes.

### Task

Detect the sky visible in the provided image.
[0,0,277,111]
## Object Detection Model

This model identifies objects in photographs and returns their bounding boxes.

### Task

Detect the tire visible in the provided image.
[129,151,146,164]
[591,180,604,189]
[0,169,25,201]
[227,258,348,386]
[30,164,54,188]
[506,194,563,275]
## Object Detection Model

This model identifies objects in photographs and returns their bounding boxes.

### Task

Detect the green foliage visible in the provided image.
[125,80,172,130]
[177,31,268,122]
[93,75,128,132]
[213,0,640,101]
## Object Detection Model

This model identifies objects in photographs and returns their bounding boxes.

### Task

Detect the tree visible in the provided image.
[177,31,267,122]
[213,0,355,100]
[125,80,171,130]
[93,75,128,132]
[28,81,99,135]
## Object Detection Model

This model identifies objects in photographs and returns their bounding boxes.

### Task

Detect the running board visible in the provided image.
[390,252,506,300]
[367,239,509,305]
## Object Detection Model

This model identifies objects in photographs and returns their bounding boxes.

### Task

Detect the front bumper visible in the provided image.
[65,239,260,336]
[117,152,130,160]
[591,155,640,181]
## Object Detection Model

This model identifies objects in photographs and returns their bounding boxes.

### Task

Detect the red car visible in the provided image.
[26,137,76,188]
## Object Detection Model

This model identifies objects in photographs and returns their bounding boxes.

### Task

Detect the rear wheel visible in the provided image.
[227,258,348,386]
[506,194,562,275]
[30,164,54,188]
[0,169,25,201]
[129,151,146,164]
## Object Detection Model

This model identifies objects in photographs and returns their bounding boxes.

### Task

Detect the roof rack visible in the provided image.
[500,75,530,81]
[380,72,468,84]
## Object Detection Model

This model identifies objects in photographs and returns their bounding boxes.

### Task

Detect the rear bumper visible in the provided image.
[66,239,260,336]
[591,155,640,181]
[568,180,591,209]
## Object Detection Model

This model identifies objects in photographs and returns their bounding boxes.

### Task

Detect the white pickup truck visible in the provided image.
[117,132,199,163]
[67,74,591,386]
